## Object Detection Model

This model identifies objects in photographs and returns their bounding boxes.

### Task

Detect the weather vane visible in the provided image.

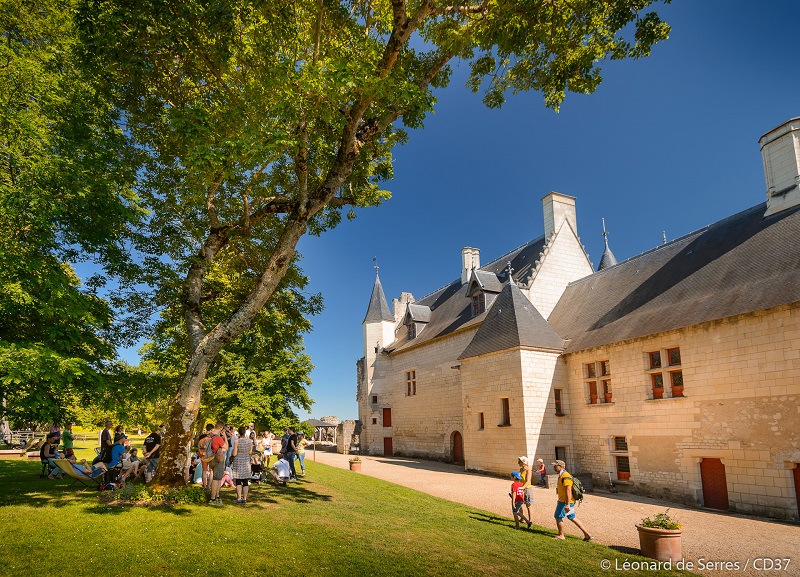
[506,260,514,279]
[373,256,379,275]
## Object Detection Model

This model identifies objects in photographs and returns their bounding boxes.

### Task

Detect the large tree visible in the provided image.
[0,0,139,429]
[76,0,671,485]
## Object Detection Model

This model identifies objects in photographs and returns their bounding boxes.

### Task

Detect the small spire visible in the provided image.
[598,218,618,271]
[506,260,514,281]
[662,231,667,245]
[363,258,393,324]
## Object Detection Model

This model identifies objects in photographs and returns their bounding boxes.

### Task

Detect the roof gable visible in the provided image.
[459,282,564,360]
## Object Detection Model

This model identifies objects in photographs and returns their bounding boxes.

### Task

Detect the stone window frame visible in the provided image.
[610,435,631,481]
[478,412,484,430]
[405,370,417,396]
[645,346,685,400]
[407,323,416,340]
[499,397,511,426]
[584,359,613,404]
[554,388,565,416]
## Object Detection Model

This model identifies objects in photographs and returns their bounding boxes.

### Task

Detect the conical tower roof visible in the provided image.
[598,218,618,271]
[363,272,394,324]
[459,282,564,360]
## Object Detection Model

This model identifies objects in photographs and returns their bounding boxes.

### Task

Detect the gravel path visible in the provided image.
[307,449,799,577]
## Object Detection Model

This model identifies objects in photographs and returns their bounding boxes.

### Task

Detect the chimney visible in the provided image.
[542,192,577,238]
[760,117,800,217]
[461,247,480,284]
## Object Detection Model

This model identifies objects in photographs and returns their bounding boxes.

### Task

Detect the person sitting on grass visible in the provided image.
[269,453,291,486]
[510,471,532,530]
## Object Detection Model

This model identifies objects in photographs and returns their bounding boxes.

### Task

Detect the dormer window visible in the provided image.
[408,323,416,340]
[403,303,430,340]
[471,293,486,316]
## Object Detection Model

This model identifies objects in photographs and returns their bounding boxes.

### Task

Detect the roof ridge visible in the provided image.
[480,235,546,271]
[564,203,765,286]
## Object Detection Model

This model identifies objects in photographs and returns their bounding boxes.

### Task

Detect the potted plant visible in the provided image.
[349,456,362,472]
[636,510,682,561]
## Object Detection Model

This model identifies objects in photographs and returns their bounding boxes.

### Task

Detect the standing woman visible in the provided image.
[260,430,274,468]
[295,432,311,477]
[518,456,534,525]
[232,425,253,504]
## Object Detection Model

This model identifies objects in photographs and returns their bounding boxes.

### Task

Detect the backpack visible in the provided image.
[570,475,585,503]
[199,435,212,457]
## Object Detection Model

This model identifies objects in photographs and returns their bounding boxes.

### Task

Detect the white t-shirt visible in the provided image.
[244,429,255,440]
[273,459,290,479]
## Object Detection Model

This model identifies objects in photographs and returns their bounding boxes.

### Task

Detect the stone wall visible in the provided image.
[565,304,800,520]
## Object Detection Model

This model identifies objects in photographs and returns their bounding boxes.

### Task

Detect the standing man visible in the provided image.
[552,460,592,541]
[143,425,162,479]
[245,423,256,441]
[92,420,113,465]
[284,427,298,480]
[62,423,75,459]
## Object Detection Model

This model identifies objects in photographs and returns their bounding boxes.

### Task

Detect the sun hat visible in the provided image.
[511,471,522,480]
[518,456,529,465]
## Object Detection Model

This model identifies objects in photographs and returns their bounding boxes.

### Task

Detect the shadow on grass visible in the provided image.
[467,511,553,537]
[609,545,641,555]
[0,460,333,512]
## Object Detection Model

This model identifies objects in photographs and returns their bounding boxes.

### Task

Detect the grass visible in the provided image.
[0,439,691,577]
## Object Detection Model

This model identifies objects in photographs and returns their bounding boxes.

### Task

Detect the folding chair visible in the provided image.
[53,459,104,488]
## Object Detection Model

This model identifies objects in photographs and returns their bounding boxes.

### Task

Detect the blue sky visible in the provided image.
[291,0,800,421]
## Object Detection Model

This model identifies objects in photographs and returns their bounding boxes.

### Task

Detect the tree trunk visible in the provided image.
[152,216,309,487]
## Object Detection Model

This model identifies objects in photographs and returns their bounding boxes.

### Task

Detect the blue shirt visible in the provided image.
[109,444,126,467]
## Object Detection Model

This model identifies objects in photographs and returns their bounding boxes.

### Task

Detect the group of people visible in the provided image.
[509,456,592,541]
[190,423,312,505]
[39,421,164,483]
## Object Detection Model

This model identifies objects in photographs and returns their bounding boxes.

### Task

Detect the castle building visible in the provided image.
[356,117,800,521]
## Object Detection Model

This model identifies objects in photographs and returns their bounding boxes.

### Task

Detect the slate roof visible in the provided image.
[548,202,800,353]
[405,303,432,323]
[362,273,394,323]
[598,238,618,271]
[383,236,547,353]
[467,269,505,293]
[459,283,564,359]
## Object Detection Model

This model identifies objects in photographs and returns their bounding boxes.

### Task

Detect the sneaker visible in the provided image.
[527,521,532,529]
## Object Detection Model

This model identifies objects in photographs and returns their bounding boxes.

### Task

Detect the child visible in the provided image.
[270,454,291,486]
[510,471,532,530]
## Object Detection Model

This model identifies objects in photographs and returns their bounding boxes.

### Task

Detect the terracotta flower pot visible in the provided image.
[636,525,682,561]
[349,460,362,472]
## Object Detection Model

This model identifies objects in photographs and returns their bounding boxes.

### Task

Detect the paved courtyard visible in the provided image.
[307,449,800,577]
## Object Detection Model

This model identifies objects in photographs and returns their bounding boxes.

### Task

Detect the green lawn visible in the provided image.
[0,440,690,577]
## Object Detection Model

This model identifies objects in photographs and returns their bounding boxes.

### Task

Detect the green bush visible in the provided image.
[100,483,206,505]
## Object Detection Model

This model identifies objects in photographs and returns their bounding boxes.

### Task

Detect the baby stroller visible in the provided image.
[250,450,264,484]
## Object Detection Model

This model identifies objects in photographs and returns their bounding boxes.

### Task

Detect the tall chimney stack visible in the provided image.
[542,192,577,239]
[760,117,800,217]
[461,247,480,284]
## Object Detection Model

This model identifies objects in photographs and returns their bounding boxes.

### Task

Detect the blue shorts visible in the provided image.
[554,501,576,520]
[512,501,524,514]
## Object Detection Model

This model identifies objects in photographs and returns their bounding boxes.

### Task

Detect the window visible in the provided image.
[500,398,510,426]
[371,395,378,405]
[406,370,416,396]
[372,418,377,425]
[478,412,484,430]
[584,359,612,404]
[382,408,392,427]
[611,436,630,481]
[408,323,416,340]
[646,346,684,399]
[471,293,486,317]
[554,389,564,416]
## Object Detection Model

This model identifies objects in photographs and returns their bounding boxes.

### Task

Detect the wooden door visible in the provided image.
[383,437,393,456]
[452,431,464,464]
[382,407,392,427]
[700,458,729,510]
[793,464,800,519]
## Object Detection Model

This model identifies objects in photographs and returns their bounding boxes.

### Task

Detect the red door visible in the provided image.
[793,464,800,519]
[700,458,729,510]
[383,437,393,456]
[382,408,392,427]
[452,431,464,464]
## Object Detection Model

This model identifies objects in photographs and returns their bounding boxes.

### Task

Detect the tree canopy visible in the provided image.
[0,0,140,427]
[74,0,671,485]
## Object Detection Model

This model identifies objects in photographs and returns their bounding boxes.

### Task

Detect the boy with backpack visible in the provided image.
[551,460,592,541]
[509,471,532,530]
